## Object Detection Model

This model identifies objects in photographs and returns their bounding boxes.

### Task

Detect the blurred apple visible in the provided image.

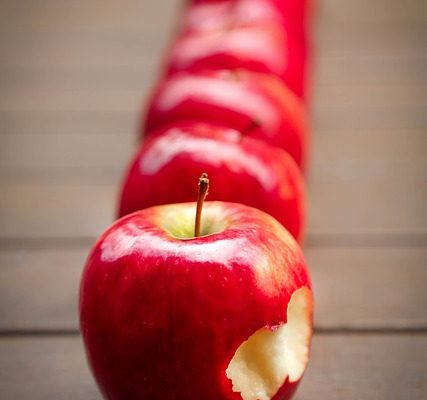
[164,21,307,99]
[181,0,285,33]
[121,122,305,242]
[187,0,311,31]
[144,69,308,170]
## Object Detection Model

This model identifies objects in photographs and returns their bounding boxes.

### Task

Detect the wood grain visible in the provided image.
[0,81,424,114]
[0,334,425,400]
[0,0,425,35]
[0,110,136,136]
[0,181,116,239]
[1,173,425,239]
[1,247,425,331]
[1,128,425,179]
[298,333,427,400]
[1,25,424,69]
[0,0,426,398]
[1,51,425,92]
[1,123,425,238]
[0,179,425,239]
[0,337,99,400]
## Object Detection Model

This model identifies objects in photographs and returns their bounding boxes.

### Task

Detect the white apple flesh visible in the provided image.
[227,287,312,400]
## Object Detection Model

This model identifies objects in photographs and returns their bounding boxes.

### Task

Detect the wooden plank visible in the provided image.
[298,334,427,400]
[0,0,425,33]
[0,111,135,136]
[315,84,426,109]
[313,105,426,130]
[0,131,135,171]
[0,337,99,400]
[0,0,425,36]
[0,1,424,73]
[0,334,425,399]
[0,32,168,70]
[307,247,427,330]
[311,83,427,129]
[316,53,427,87]
[1,19,424,57]
[308,178,426,236]
[318,0,427,24]
[0,101,424,137]
[0,0,179,34]
[1,52,426,92]
[316,23,427,54]
[1,247,425,331]
[1,124,425,238]
[0,82,424,113]
[0,86,424,140]
[0,180,116,239]
[0,38,165,71]
[0,65,155,91]
[307,128,427,235]
[310,129,426,182]
[0,85,425,137]
[1,127,425,182]
[0,249,87,331]
[0,28,424,71]
[1,2,425,38]
[0,0,425,29]
[0,89,142,113]
[0,176,425,239]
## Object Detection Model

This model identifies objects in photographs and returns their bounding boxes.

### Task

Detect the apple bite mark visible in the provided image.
[226,286,313,400]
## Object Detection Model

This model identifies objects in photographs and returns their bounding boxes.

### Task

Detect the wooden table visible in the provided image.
[0,0,426,398]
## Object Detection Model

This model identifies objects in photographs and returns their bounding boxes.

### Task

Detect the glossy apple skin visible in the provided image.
[181,0,287,34]
[177,0,310,99]
[80,201,313,400]
[164,21,307,100]
[187,0,311,29]
[144,69,308,170]
[119,122,305,242]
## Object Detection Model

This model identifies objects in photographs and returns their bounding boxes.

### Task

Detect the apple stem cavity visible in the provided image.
[195,173,210,237]
[242,118,262,135]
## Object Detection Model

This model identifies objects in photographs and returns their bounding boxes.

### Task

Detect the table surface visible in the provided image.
[0,0,426,399]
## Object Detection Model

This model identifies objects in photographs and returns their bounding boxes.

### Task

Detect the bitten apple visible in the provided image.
[143,69,308,169]
[80,197,313,400]
[119,122,305,242]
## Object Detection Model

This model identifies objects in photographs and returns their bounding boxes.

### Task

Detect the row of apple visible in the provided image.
[79,1,314,399]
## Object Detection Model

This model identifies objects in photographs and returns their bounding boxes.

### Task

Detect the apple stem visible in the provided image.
[195,173,210,237]
[242,118,261,135]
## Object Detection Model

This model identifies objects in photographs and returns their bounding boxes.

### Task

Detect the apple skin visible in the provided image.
[164,22,307,100]
[143,69,308,170]
[119,122,305,242]
[180,0,286,34]
[187,0,311,31]
[176,0,311,101]
[80,201,313,400]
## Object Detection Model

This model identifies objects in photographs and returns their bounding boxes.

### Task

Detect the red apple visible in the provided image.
[144,69,308,170]
[163,22,307,100]
[80,199,313,400]
[180,0,285,33]
[187,0,311,31]
[120,122,305,242]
